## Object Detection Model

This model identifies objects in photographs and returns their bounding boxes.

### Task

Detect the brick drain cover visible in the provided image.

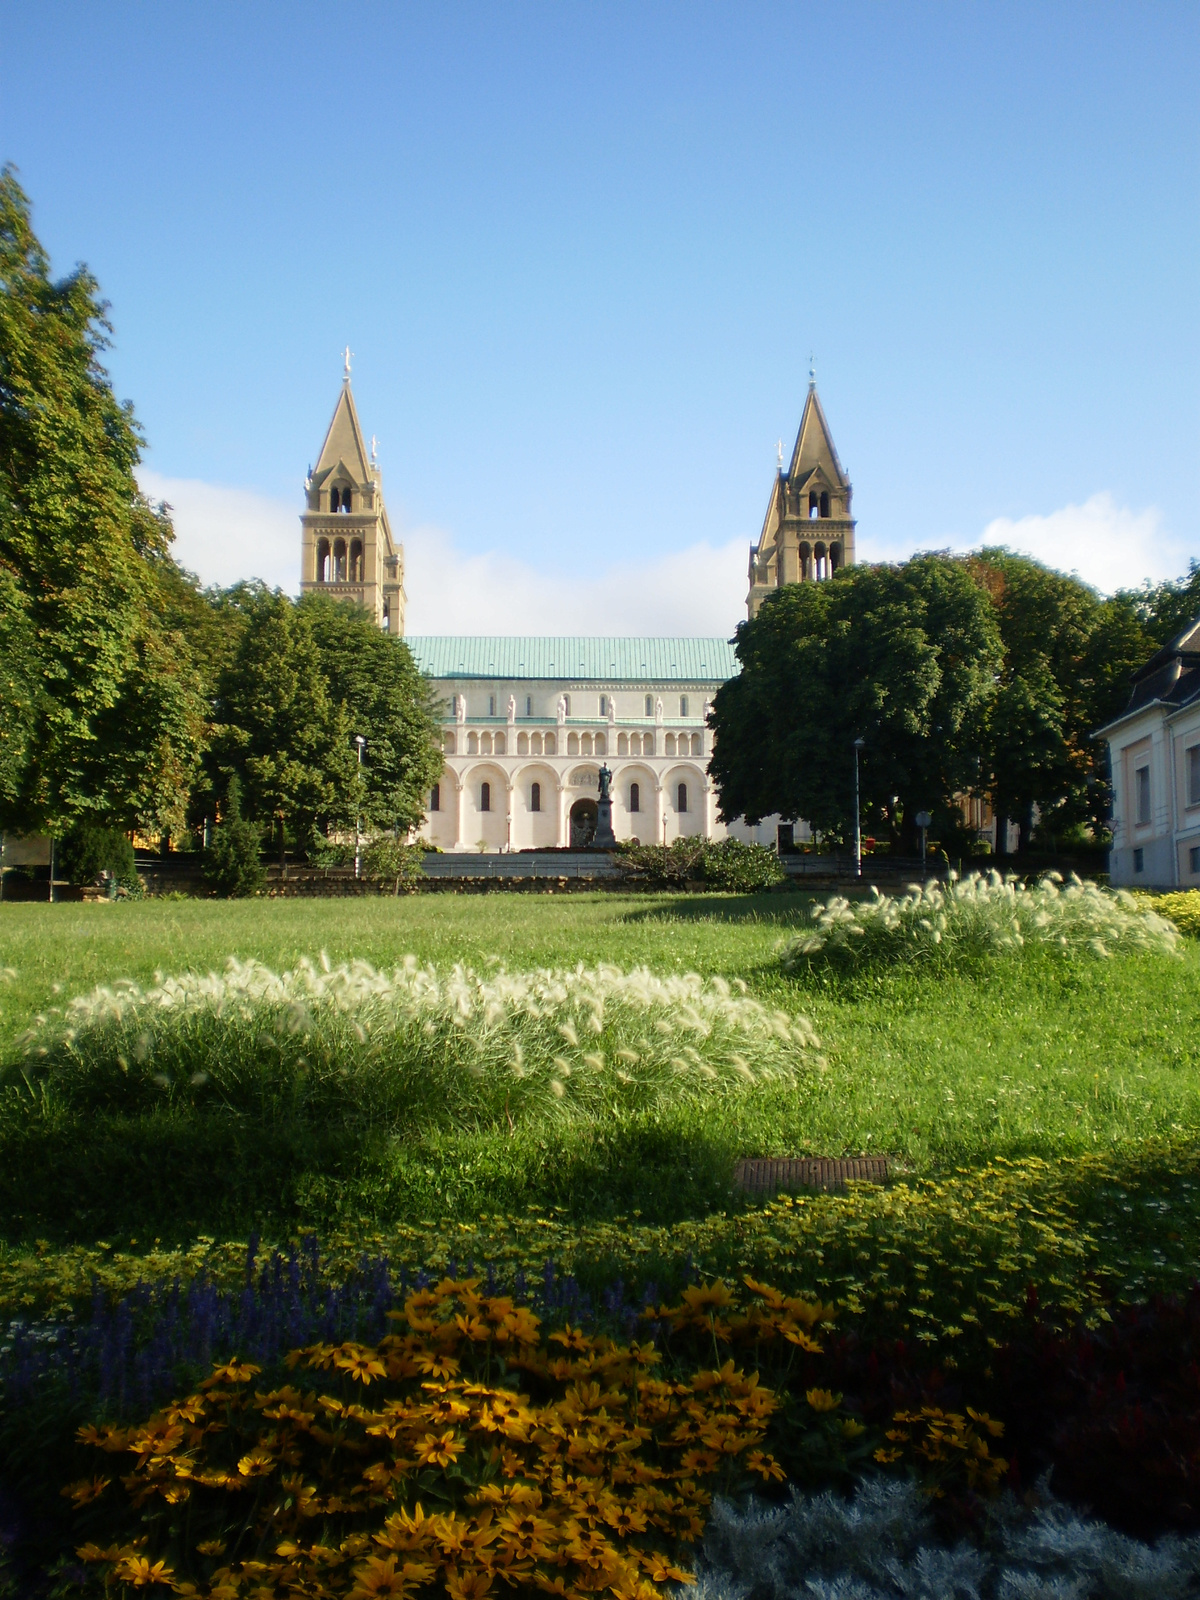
[734,1156,890,1195]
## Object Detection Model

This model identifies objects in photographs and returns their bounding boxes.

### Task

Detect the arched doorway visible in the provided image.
[569,798,597,848]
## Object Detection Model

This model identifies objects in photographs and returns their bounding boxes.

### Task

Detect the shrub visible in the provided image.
[68,1279,782,1600]
[779,872,1180,972]
[201,778,265,899]
[361,835,425,893]
[692,1476,1200,1599]
[55,824,138,892]
[1137,890,1200,939]
[11,957,823,1133]
[619,839,784,892]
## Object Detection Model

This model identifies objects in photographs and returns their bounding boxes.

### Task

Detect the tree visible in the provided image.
[709,556,1002,848]
[967,551,1154,849]
[202,774,265,898]
[210,592,355,855]
[0,167,205,837]
[298,593,443,835]
[1117,560,1200,649]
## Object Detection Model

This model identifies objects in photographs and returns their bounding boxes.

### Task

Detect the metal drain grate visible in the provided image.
[734,1156,890,1196]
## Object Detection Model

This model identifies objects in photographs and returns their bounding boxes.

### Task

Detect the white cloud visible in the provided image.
[860,492,1192,596]
[402,524,747,635]
[137,468,748,631]
[975,492,1195,594]
[138,469,299,591]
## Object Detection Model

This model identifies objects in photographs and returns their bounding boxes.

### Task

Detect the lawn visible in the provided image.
[0,891,1198,1247]
[3,890,1200,1590]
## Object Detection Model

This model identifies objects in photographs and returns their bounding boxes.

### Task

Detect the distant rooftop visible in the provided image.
[404,637,739,682]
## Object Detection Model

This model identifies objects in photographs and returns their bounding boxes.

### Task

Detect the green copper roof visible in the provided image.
[404,637,739,682]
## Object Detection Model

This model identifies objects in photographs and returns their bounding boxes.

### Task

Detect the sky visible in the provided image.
[3,2,1197,634]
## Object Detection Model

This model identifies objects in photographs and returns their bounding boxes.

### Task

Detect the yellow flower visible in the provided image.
[348,1554,436,1598]
[335,1346,389,1384]
[874,1446,903,1463]
[680,1283,735,1314]
[967,1407,1006,1437]
[237,1448,276,1478]
[839,1418,867,1439]
[805,1388,842,1413]
[206,1359,260,1385]
[113,1555,175,1587]
[746,1450,786,1481]
[416,1430,464,1467]
[63,1475,110,1505]
[445,1571,493,1600]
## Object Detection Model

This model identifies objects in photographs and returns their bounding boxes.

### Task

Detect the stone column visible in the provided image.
[505,778,515,852]
[453,777,465,851]
[557,781,569,848]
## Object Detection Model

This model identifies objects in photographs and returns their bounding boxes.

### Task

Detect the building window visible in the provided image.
[526,695,533,717]
[679,695,688,717]
[349,539,363,582]
[480,782,491,813]
[820,490,830,518]
[488,694,496,717]
[1135,764,1151,826]
[777,823,794,853]
[430,783,440,812]
[1190,844,1200,874]
[1188,744,1200,807]
[629,782,640,813]
[1133,846,1144,873]
[330,487,340,512]
[677,782,688,813]
[531,781,541,813]
[645,694,653,716]
[316,537,330,581]
[599,694,608,717]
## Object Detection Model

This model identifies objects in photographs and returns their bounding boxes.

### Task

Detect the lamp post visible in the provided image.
[853,738,865,879]
[354,735,366,879]
[915,810,932,882]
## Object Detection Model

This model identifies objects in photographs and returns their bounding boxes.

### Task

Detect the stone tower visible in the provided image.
[746,380,856,619]
[299,359,405,635]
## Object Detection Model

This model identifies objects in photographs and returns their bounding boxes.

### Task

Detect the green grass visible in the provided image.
[0,893,1198,1246]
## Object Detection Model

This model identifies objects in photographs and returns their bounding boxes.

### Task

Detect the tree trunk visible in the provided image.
[1017,802,1036,856]
[993,810,1009,858]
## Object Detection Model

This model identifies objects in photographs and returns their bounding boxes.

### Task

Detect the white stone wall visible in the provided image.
[416,673,792,851]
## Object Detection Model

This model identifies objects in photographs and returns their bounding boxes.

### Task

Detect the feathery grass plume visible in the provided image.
[778,872,1181,973]
[9,957,822,1131]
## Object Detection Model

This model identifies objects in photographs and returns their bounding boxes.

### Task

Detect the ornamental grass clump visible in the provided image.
[9,957,822,1132]
[779,872,1180,972]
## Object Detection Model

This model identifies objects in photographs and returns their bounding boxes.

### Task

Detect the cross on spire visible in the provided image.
[342,345,353,381]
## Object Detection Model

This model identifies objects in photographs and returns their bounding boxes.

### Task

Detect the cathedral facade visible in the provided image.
[301,369,855,850]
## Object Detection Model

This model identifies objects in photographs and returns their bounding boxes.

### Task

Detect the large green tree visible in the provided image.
[1117,560,1200,649]
[0,167,205,836]
[966,551,1154,849]
[299,592,443,834]
[210,592,356,853]
[709,555,1002,848]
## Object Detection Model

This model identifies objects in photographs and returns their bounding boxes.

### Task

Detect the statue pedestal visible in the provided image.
[593,796,617,849]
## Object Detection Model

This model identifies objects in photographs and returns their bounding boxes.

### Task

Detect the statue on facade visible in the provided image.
[557,695,567,725]
[507,695,516,724]
[455,694,466,725]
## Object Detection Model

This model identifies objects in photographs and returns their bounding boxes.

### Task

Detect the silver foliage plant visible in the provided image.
[10,955,823,1131]
[779,873,1180,971]
[683,1477,1200,1600]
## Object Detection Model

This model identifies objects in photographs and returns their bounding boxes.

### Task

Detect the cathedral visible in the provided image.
[299,365,856,850]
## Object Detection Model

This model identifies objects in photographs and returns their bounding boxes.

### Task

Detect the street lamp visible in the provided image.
[354,735,366,879]
[853,738,866,879]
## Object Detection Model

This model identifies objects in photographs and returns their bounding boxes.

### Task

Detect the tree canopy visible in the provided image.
[0,166,205,837]
[709,555,1002,845]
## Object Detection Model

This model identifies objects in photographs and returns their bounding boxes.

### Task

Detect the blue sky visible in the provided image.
[2,2,1197,630]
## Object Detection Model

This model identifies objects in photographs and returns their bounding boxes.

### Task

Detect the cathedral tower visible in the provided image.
[746,378,856,619]
[299,357,405,634]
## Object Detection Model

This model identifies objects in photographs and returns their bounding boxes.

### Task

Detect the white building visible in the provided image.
[298,371,859,853]
[405,636,782,851]
[1097,617,1200,889]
